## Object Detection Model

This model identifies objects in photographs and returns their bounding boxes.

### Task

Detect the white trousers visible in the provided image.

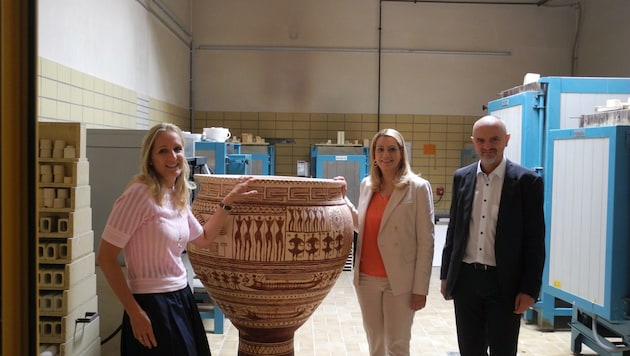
[355,273,415,356]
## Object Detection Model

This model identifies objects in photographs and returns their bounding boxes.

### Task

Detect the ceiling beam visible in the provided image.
[380,0,545,5]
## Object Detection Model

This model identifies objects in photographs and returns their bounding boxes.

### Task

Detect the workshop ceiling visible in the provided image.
[381,0,550,4]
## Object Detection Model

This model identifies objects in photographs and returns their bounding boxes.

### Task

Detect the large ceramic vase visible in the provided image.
[187,174,354,356]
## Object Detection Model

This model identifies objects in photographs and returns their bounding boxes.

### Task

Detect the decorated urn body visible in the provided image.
[187,175,354,356]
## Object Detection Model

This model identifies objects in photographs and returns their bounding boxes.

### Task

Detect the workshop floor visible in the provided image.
[204,268,596,356]
[98,267,597,356]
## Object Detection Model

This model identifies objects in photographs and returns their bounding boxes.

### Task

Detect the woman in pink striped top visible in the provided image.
[97,123,256,355]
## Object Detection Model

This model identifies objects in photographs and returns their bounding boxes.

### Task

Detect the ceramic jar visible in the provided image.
[187,174,354,356]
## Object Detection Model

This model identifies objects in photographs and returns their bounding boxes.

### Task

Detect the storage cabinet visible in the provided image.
[38,122,100,355]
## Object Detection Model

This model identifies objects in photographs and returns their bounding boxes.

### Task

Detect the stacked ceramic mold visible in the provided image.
[37,122,100,356]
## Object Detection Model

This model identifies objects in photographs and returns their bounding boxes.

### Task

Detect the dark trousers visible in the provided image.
[452,263,521,356]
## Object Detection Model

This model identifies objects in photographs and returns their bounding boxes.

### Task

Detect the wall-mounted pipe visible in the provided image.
[195,45,511,56]
[378,0,383,127]
[190,42,195,131]
[541,1,582,75]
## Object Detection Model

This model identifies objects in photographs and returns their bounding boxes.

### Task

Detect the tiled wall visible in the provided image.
[37,57,189,130]
[37,57,478,216]
[194,112,477,216]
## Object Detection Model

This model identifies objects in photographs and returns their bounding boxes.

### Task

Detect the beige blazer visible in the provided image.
[349,174,435,296]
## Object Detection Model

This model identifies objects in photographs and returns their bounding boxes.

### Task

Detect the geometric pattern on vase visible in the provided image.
[188,175,354,356]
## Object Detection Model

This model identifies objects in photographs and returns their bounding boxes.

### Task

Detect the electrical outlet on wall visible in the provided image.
[436,187,444,196]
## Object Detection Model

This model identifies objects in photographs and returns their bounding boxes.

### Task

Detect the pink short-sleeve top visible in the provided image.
[102,183,203,294]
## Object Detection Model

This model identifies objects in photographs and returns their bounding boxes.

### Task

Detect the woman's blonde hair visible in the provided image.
[130,123,194,210]
[369,128,414,192]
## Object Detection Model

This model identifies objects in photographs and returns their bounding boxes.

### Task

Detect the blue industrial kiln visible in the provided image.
[194,141,252,175]
[488,77,630,174]
[487,76,630,330]
[546,126,630,355]
[240,143,275,175]
[310,144,369,207]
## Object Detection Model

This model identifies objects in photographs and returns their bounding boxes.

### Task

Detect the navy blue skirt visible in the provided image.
[120,286,211,356]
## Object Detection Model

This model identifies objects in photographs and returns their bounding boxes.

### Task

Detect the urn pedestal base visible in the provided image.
[237,327,295,356]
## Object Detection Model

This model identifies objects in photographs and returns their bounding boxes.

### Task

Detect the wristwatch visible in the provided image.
[219,202,233,211]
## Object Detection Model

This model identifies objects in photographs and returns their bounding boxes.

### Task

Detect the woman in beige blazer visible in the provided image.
[339,128,434,356]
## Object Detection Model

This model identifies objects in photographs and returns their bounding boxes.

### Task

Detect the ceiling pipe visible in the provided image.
[152,0,192,40]
[136,0,192,47]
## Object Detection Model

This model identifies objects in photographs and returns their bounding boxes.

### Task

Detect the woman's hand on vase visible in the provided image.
[224,176,258,204]
[333,176,347,197]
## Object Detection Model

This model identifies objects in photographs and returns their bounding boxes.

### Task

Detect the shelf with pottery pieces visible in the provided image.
[38,231,94,264]
[38,252,95,290]
[39,295,98,344]
[38,159,90,188]
[39,273,97,317]
[37,122,100,355]
[38,208,92,238]
[39,185,91,212]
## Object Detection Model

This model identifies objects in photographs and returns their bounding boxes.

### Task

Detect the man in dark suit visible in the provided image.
[440,115,545,356]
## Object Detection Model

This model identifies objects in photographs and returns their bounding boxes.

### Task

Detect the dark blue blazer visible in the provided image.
[440,159,546,301]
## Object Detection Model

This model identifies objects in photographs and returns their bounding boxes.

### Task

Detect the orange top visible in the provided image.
[359,193,389,277]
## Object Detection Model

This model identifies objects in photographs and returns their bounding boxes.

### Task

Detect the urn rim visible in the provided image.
[193,174,344,187]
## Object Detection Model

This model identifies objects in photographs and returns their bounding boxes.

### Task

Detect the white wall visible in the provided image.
[577,0,630,77]
[37,0,630,116]
[38,0,192,108]
[192,0,579,115]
